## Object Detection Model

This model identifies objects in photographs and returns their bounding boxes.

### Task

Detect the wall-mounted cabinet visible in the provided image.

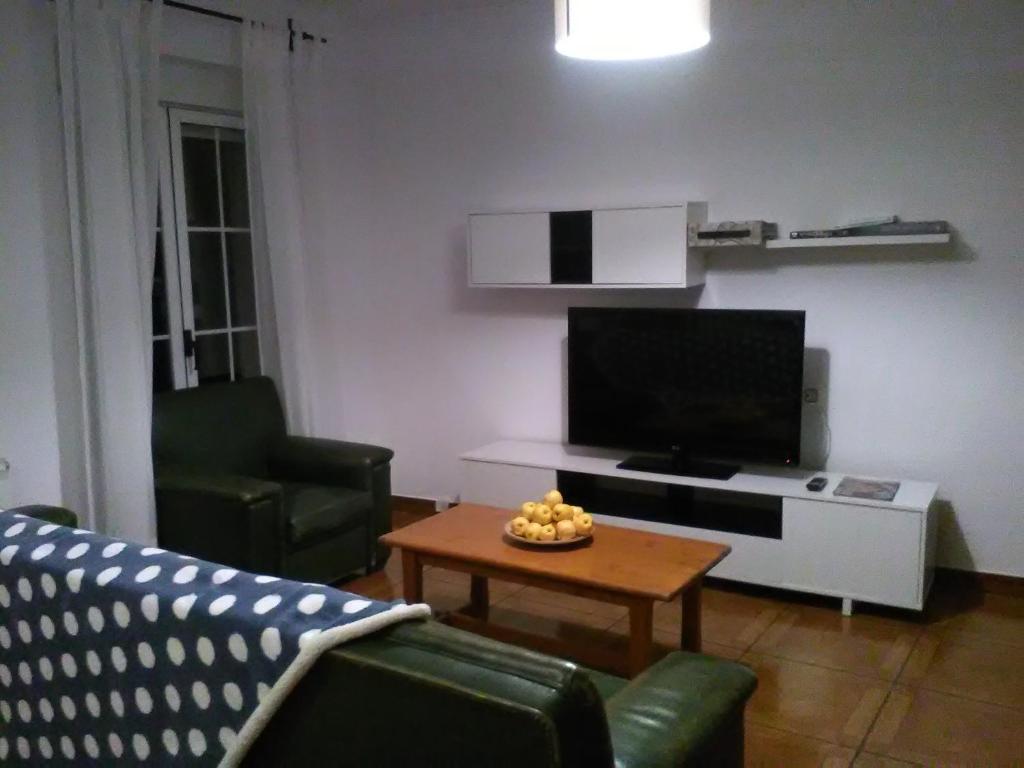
[468,203,707,288]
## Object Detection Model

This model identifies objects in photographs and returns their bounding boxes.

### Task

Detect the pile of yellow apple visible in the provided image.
[508,489,594,542]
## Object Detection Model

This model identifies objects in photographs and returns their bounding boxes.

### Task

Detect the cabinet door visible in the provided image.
[469,213,550,284]
[461,461,556,508]
[592,207,687,284]
[782,498,924,609]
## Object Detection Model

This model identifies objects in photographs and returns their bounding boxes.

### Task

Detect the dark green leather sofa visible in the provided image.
[8,506,757,766]
[152,377,394,584]
[247,618,757,767]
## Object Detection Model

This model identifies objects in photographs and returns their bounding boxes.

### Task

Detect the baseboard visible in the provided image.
[934,566,1024,599]
[390,495,439,516]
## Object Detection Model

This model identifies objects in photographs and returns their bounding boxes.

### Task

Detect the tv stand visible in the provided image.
[617,453,739,480]
[460,440,939,614]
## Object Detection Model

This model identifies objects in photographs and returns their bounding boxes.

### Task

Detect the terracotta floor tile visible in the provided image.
[865,685,1024,766]
[604,616,745,665]
[654,587,781,650]
[515,585,628,621]
[851,752,920,767]
[744,723,855,767]
[742,652,890,748]
[424,567,523,601]
[928,591,1024,649]
[751,605,919,680]
[487,593,621,641]
[899,633,1024,710]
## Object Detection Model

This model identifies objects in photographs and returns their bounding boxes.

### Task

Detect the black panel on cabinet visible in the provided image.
[556,470,783,539]
[550,210,592,284]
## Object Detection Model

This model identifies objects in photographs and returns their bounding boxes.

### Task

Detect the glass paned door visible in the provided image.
[161,108,262,388]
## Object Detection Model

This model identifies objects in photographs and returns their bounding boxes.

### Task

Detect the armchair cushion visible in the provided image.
[283,482,373,546]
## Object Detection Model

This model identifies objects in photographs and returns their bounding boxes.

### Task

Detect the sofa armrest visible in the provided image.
[605,652,757,768]
[268,436,394,490]
[154,465,285,573]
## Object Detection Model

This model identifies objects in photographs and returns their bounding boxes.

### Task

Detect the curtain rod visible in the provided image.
[47,0,328,45]
[164,1,327,46]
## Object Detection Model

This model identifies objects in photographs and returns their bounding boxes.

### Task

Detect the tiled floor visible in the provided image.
[344,505,1024,767]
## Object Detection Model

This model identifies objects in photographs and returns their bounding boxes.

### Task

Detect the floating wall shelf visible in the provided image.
[764,234,951,249]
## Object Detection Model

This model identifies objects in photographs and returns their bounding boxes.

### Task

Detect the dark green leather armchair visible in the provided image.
[152,377,394,584]
[247,619,757,767]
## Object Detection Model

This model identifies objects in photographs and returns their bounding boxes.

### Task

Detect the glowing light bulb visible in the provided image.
[555,0,711,61]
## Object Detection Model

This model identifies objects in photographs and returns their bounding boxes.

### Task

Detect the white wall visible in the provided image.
[312,0,1024,576]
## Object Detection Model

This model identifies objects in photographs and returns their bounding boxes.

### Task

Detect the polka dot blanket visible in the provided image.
[0,510,431,765]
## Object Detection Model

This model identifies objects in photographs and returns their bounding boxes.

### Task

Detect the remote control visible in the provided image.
[806,477,828,492]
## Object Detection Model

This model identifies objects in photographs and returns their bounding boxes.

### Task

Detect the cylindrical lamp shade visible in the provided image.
[555,0,710,61]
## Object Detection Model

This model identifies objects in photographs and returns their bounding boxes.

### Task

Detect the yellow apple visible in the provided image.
[573,513,593,535]
[571,506,584,518]
[538,524,557,541]
[510,516,530,537]
[520,501,537,520]
[524,522,543,540]
[532,504,552,526]
[543,489,563,507]
[552,503,574,522]
[555,519,577,540]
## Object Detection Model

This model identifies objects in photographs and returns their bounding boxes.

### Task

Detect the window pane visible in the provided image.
[220,129,250,228]
[232,331,261,380]
[195,333,231,385]
[226,233,256,327]
[153,339,173,392]
[188,233,227,330]
[182,127,220,227]
[152,232,169,336]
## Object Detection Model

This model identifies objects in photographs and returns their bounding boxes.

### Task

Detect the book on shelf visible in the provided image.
[789,220,949,239]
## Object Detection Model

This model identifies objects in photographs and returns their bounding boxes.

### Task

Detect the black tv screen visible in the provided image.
[568,307,805,467]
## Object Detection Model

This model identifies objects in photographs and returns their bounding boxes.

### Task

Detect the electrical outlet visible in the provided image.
[803,388,819,404]
[435,494,461,512]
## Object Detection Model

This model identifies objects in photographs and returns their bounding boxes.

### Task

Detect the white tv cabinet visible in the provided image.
[460,440,939,614]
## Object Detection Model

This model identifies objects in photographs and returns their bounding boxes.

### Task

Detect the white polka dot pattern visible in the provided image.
[0,508,421,766]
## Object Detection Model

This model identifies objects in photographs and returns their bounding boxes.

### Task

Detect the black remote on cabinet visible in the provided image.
[806,477,828,492]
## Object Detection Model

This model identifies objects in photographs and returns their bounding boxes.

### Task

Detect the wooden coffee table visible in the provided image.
[380,504,730,677]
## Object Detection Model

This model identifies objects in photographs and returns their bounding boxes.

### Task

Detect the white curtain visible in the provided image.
[242,24,327,436]
[56,0,162,541]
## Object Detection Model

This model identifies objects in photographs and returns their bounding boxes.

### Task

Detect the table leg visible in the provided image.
[680,579,702,652]
[628,600,654,677]
[401,550,423,604]
[470,575,490,620]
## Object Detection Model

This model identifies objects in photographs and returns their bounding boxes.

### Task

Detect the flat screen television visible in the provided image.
[567,307,806,479]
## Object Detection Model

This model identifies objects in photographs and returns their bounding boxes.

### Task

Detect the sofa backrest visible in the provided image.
[244,620,616,768]
[152,376,287,478]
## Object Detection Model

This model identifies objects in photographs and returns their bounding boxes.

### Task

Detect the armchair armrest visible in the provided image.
[268,437,395,569]
[268,436,394,490]
[155,464,282,503]
[154,464,285,574]
[605,652,757,768]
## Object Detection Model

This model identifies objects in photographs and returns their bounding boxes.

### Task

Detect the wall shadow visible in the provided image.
[800,347,831,471]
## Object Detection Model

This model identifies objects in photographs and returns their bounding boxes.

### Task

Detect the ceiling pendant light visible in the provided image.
[555,0,710,61]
